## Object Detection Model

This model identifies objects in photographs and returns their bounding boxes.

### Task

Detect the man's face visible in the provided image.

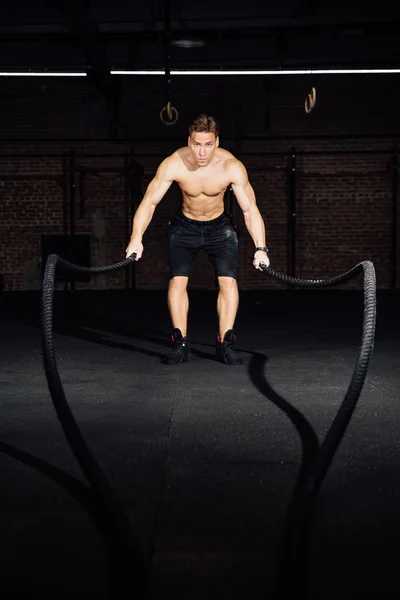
[188,132,219,167]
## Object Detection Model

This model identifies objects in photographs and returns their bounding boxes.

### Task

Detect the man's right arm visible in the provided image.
[126,156,175,258]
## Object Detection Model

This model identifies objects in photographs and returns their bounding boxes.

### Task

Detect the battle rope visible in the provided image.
[41,254,376,600]
[41,253,146,600]
[259,260,376,599]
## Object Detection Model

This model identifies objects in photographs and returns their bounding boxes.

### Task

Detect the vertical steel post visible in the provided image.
[62,155,69,291]
[69,149,76,293]
[392,146,398,289]
[288,147,297,282]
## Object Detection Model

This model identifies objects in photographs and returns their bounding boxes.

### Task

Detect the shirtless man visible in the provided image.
[125,114,270,365]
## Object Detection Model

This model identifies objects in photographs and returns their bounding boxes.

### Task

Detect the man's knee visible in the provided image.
[169,276,189,291]
[217,276,237,291]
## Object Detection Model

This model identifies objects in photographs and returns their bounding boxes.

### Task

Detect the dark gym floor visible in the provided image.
[1,286,399,599]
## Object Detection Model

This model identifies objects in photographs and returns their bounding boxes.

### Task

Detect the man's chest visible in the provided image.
[176,169,230,198]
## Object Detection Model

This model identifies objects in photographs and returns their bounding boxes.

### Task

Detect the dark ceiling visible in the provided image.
[1,0,400,73]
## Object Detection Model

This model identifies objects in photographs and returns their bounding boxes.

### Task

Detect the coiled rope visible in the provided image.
[41,254,376,599]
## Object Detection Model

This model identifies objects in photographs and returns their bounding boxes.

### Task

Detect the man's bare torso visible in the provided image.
[172,146,236,221]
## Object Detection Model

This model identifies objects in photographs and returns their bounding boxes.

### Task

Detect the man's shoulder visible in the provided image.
[217,148,244,172]
[157,149,186,177]
[173,147,190,160]
[216,147,235,160]
[171,147,198,174]
[167,147,190,169]
[215,149,247,184]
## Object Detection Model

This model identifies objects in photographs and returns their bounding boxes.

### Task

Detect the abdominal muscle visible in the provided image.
[179,190,226,221]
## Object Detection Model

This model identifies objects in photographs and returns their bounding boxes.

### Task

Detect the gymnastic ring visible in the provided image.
[305,86,316,113]
[160,102,179,125]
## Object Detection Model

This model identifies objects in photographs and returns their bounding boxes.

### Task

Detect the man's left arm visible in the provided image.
[230,160,270,269]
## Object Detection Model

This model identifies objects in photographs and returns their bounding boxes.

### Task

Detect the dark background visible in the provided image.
[0,0,399,291]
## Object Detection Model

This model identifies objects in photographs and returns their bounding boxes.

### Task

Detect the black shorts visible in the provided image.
[166,212,239,279]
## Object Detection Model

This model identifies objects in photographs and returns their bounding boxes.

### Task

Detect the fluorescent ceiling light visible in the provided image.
[112,68,400,75]
[171,39,206,48]
[1,68,399,77]
[110,70,165,75]
[0,71,87,76]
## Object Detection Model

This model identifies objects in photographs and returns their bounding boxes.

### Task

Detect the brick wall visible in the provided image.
[0,74,399,291]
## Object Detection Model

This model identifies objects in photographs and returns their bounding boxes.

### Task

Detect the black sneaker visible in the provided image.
[162,328,189,365]
[216,329,243,365]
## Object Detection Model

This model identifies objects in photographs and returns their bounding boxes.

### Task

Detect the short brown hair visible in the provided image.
[189,114,219,138]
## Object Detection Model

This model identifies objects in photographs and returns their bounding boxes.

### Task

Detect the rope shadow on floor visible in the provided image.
[0,440,145,599]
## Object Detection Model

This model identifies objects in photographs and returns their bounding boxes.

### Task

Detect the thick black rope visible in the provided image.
[41,254,376,600]
[41,254,147,599]
[259,261,376,599]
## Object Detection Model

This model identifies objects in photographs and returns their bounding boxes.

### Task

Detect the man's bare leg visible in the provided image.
[216,276,242,364]
[217,276,239,338]
[167,276,189,336]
